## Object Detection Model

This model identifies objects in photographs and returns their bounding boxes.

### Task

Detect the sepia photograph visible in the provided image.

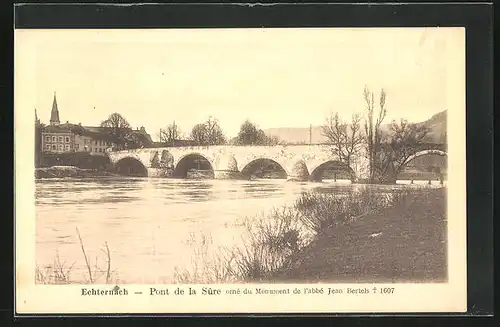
[15,27,466,313]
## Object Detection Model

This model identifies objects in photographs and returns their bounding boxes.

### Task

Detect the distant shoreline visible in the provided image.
[35,166,118,179]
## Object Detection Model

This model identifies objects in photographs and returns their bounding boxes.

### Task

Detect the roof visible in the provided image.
[41,123,153,143]
[42,123,81,134]
[49,93,60,124]
[83,126,109,133]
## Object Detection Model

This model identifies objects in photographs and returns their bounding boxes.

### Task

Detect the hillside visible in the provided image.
[264,110,447,144]
[418,110,447,144]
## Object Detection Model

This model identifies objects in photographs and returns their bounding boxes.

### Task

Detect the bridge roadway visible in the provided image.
[106,144,447,182]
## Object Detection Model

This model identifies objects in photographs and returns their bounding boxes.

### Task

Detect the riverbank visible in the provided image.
[269,187,447,283]
[172,186,447,284]
[35,166,119,179]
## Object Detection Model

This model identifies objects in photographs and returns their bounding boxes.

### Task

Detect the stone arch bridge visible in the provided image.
[106,144,447,182]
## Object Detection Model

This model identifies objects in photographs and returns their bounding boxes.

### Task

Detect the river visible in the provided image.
[35,177,444,284]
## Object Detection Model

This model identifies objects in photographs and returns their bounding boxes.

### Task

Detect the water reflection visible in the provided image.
[242,181,283,194]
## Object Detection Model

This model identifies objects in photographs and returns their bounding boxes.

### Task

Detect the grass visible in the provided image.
[295,187,393,234]
[271,187,447,283]
[36,228,116,285]
[173,186,443,284]
[173,233,236,284]
[225,207,312,282]
[35,251,76,284]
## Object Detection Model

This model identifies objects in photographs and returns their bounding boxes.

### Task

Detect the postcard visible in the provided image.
[15,27,466,314]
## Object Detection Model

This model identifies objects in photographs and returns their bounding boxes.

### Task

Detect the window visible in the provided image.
[95,140,98,145]
[58,136,63,142]
[45,136,51,142]
[65,145,70,151]
[58,144,63,151]
[52,136,57,142]
[52,144,57,150]
[45,144,51,150]
[65,137,70,143]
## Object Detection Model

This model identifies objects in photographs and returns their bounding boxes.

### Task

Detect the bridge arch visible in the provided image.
[403,149,447,167]
[309,160,356,182]
[399,149,447,183]
[240,158,288,180]
[114,157,148,177]
[172,152,214,179]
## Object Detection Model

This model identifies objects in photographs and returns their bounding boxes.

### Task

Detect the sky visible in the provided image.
[15,28,464,141]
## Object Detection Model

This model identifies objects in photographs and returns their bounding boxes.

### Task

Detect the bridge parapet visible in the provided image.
[106,143,445,181]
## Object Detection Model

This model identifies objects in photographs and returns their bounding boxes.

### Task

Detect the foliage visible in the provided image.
[100,113,132,150]
[189,117,226,146]
[295,188,390,234]
[39,151,111,169]
[373,119,430,182]
[321,112,363,167]
[123,132,153,149]
[234,120,281,146]
[190,123,208,145]
[159,121,181,145]
[227,208,310,281]
[35,123,44,168]
[363,86,387,182]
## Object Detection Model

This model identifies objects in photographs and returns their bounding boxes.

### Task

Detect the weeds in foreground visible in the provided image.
[173,187,433,283]
[295,188,396,234]
[35,251,75,284]
[226,207,313,282]
[173,233,235,283]
[36,229,116,285]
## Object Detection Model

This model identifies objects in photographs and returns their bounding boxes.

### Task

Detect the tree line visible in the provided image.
[99,113,282,150]
[157,117,281,146]
[321,86,431,184]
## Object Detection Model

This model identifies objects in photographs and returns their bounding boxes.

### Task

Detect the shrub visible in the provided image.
[294,188,391,234]
[227,207,312,281]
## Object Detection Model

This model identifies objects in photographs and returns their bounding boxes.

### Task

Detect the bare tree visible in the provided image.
[322,112,363,167]
[189,123,208,146]
[100,113,132,150]
[205,116,226,145]
[189,117,226,146]
[159,121,181,145]
[374,119,430,183]
[363,86,387,182]
[235,120,281,145]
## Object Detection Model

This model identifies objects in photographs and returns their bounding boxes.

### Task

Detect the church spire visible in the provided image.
[34,107,40,125]
[49,92,60,126]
